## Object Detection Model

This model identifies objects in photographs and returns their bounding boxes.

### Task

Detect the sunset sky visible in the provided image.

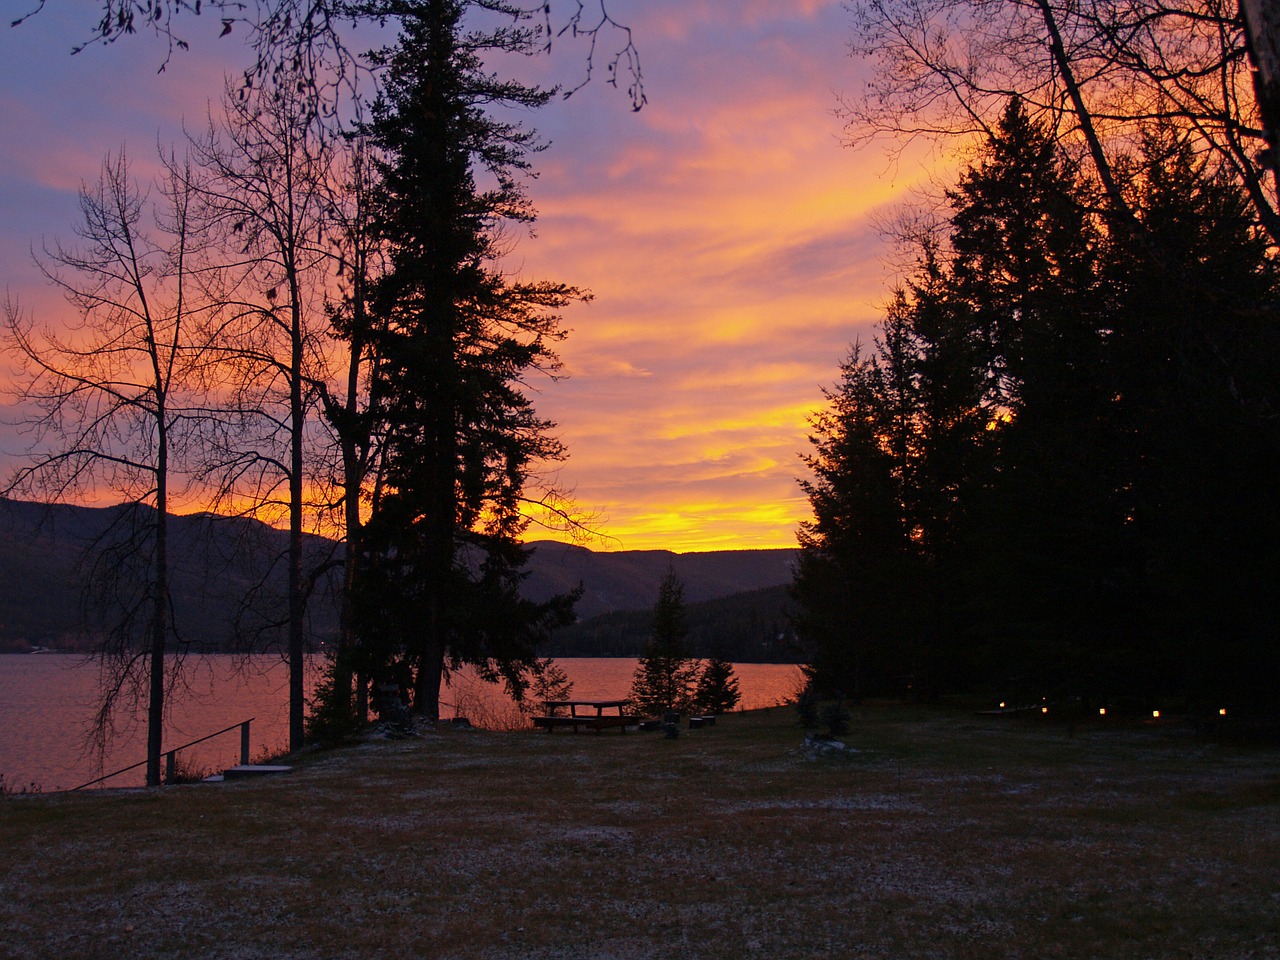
[0,1,942,552]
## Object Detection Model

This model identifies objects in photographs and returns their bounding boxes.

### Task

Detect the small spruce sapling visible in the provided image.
[692,657,741,715]
[629,570,699,716]
[520,658,575,719]
[820,700,851,737]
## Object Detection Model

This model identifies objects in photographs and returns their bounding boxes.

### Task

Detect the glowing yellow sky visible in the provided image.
[513,4,943,551]
[0,2,944,553]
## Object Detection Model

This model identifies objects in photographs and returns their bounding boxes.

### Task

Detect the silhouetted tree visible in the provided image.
[945,100,1120,696]
[844,0,1280,244]
[309,129,384,736]
[692,657,740,715]
[630,570,700,715]
[2,153,214,785]
[793,342,916,700]
[801,96,1280,712]
[1100,127,1280,705]
[355,0,583,719]
[180,73,337,751]
[26,1,647,115]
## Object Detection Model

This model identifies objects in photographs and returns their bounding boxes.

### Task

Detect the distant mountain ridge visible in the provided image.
[522,540,798,620]
[546,583,799,663]
[0,499,799,654]
[0,498,342,653]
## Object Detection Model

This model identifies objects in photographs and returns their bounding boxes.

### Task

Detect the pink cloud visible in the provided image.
[0,1,943,553]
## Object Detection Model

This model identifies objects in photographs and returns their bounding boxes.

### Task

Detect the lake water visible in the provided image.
[0,655,804,792]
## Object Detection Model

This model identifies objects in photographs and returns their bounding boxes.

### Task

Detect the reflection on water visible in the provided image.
[0,655,803,792]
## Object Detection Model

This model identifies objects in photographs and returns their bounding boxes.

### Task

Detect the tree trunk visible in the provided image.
[1243,0,1280,193]
[1033,0,1131,228]
[288,283,306,752]
[415,618,446,722]
[332,451,361,725]
[334,308,368,726]
[147,423,169,787]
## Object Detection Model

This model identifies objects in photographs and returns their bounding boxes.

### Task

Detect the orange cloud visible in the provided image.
[1,2,956,555]
[533,28,879,552]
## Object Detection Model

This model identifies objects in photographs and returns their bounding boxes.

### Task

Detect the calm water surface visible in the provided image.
[0,655,803,791]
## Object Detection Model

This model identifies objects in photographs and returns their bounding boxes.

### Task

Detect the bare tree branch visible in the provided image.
[2,152,215,785]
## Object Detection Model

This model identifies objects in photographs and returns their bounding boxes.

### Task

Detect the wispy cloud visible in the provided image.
[0,1,942,552]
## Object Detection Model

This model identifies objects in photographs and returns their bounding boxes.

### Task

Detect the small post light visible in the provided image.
[1041,706,1048,714]
[1219,708,1227,717]
[1098,707,1106,716]
[1152,709,1161,719]
[999,701,1006,709]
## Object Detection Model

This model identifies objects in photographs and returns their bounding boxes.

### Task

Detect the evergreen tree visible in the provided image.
[796,227,997,700]
[518,658,575,720]
[800,96,1280,712]
[793,340,917,700]
[354,0,584,720]
[1102,129,1280,706]
[945,100,1122,697]
[630,571,700,715]
[692,657,741,715]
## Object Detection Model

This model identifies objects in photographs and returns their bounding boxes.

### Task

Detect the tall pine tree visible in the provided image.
[355,0,584,719]
[1102,129,1280,706]
[793,340,918,700]
[946,101,1121,698]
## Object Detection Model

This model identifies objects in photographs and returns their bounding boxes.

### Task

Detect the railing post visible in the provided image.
[165,750,176,785]
[240,720,250,765]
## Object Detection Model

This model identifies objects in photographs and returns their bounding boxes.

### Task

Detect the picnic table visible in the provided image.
[532,699,640,733]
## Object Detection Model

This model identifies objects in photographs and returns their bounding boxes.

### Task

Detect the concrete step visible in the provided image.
[220,764,293,780]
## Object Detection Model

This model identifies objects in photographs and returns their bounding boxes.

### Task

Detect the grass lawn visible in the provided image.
[2,703,1278,959]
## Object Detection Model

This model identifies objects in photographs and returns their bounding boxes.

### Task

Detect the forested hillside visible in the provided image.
[522,542,797,620]
[545,584,798,663]
[0,498,340,653]
[0,499,798,656]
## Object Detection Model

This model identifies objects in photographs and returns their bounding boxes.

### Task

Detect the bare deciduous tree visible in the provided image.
[2,152,215,786]
[179,74,336,751]
[843,0,1280,242]
[15,1,646,117]
[312,129,385,731]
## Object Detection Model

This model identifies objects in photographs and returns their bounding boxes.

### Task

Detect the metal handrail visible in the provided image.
[70,717,255,791]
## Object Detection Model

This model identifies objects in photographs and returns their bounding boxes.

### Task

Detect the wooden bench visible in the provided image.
[534,699,639,733]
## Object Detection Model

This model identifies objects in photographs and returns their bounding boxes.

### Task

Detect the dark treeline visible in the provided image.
[795,100,1280,715]
[547,584,798,663]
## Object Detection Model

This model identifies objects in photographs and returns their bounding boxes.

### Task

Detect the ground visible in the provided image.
[1,704,1278,959]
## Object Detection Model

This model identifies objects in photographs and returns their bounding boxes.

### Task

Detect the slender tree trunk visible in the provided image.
[1243,0,1280,197]
[147,420,169,787]
[337,292,369,725]
[336,443,362,721]
[1033,0,1130,227]
[324,257,371,727]
[288,280,306,752]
